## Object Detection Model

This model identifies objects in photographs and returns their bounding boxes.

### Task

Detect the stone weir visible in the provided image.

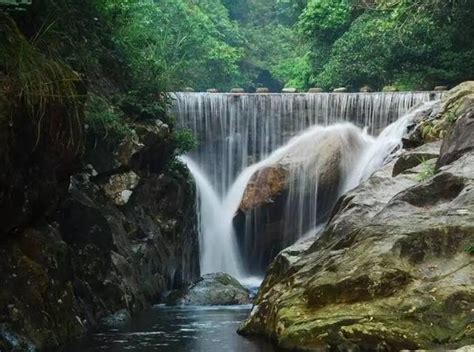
[171,91,443,196]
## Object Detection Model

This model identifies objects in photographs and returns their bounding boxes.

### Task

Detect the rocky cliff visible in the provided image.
[239,82,474,351]
[0,117,200,352]
[0,10,200,352]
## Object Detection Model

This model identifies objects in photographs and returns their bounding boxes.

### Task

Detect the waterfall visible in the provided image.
[172,92,442,278]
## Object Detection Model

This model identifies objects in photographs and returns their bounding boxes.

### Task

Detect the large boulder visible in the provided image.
[166,273,251,306]
[239,84,474,351]
[234,125,369,275]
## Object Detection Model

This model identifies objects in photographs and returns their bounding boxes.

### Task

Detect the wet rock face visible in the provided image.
[240,166,289,212]
[239,83,474,351]
[166,273,251,306]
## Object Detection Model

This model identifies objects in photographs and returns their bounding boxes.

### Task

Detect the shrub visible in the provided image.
[85,93,131,144]
[416,158,436,182]
[172,128,198,156]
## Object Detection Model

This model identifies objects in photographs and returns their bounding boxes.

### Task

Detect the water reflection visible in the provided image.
[61,305,279,352]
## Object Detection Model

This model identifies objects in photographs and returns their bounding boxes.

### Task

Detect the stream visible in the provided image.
[61,305,278,352]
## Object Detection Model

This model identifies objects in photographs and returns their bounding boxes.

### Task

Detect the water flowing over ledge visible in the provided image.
[171,92,443,279]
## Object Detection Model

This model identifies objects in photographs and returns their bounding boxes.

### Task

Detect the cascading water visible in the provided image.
[172,92,442,279]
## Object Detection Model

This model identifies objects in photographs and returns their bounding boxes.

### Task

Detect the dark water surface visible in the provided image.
[61,305,278,352]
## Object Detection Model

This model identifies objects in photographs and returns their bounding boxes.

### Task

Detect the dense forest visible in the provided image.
[88,0,474,92]
[6,0,473,96]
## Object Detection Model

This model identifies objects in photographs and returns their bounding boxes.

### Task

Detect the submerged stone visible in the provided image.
[100,309,131,328]
[166,273,251,306]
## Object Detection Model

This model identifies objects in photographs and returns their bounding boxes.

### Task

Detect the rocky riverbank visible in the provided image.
[238,82,474,350]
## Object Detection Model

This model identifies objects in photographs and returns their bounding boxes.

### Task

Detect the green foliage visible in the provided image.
[465,245,474,255]
[272,53,312,90]
[299,0,352,42]
[118,88,169,121]
[93,0,244,92]
[85,94,131,143]
[416,158,436,182]
[300,0,474,90]
[172,128,198,156]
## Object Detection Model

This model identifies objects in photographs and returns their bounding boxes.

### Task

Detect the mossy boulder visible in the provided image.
[166,273,251,306]
[239,83,474,351]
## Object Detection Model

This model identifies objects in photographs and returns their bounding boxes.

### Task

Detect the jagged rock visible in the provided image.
[86,119,171,175]
[308,87,323,93]
[282,88,297,93]
[239,85,474,351]
[166,273,251,306]
[256,87,270,93]
[103,171,140,206]
[392,141,441,176]
[333,87,348,92]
